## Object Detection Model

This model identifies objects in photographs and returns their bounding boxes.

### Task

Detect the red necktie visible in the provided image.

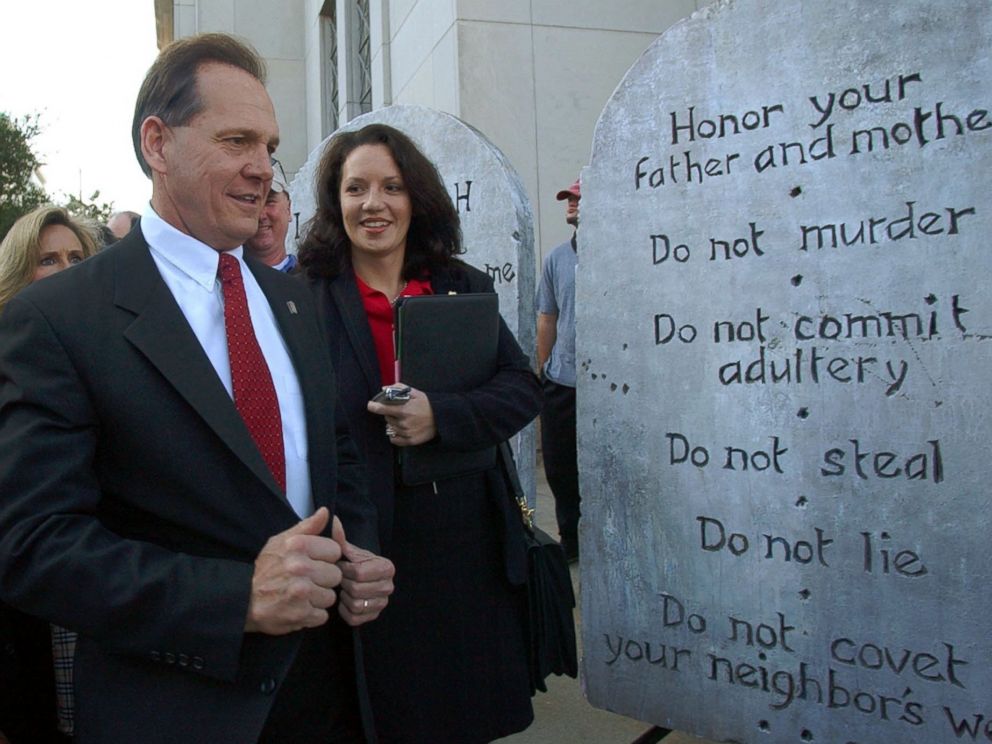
[218,253,286,492]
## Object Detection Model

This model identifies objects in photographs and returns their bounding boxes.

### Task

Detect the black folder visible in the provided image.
[394,292,500,485]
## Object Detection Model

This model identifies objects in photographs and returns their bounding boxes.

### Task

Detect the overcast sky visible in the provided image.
[0,1,158,211]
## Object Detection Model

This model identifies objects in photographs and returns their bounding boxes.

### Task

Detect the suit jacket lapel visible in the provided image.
[247,257,309,377]
[328,273,381,396]
[248,258,335,511]
[326,264,470,393]
[113,235,285,500]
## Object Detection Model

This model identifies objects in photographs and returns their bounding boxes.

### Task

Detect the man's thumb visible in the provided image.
[330,515,347,549]
[288,506,330,536]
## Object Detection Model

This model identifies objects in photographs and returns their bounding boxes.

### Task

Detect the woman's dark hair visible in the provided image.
[298,123,463,280]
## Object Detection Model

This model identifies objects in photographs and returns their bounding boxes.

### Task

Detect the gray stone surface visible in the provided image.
[291,106,538,501]
[577,1,992,743]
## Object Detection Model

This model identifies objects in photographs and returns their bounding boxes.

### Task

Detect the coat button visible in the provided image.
[164,652,176,665]
[259,677,277,695]
[192,656,204,671]
[178,653,189,668]
[150,651,161,662]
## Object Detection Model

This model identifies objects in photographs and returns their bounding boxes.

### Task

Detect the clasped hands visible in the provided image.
[246,507,395,634]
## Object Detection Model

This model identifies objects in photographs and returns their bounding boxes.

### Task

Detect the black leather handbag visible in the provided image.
[498,442,578,694]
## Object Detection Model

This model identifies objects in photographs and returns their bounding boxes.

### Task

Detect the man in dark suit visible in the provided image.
[0,33,393,744]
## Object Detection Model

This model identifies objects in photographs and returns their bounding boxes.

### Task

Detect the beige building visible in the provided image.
[155,0,710,260]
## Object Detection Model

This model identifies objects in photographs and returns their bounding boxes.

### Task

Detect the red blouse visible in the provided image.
[355,271,433,386]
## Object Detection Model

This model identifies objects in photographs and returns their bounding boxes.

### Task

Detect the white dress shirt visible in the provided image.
[141,204,312,517]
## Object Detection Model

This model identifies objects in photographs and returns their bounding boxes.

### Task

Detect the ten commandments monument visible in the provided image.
[578,0,991,742]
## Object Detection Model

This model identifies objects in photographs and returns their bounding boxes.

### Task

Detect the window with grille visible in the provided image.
[354,0,372,114]
[320,2,339,135]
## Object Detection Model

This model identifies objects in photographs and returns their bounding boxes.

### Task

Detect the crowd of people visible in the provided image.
[0,31,583,744]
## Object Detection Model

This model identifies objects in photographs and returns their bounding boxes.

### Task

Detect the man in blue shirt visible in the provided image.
[536,178,580,561]
[246,158,298,273]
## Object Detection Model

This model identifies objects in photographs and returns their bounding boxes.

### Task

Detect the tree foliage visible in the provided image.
[0,112,116,242]
[64,191,115,225]
[0,113,49,241]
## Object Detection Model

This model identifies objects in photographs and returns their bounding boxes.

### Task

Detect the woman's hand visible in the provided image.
[367,385,437,446]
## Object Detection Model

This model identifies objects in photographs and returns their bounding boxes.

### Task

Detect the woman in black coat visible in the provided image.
[299,123,541,743]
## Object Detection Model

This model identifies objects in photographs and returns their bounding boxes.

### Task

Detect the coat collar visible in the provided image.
[327,270,383,396]
[320,260,474,393]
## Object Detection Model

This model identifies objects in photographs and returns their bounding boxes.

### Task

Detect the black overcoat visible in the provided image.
[309,259,542,743]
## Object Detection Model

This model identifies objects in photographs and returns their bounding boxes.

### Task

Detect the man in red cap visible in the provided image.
[536,177,581,561]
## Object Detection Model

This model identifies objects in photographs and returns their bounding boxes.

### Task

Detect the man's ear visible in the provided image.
[140,116,170,176]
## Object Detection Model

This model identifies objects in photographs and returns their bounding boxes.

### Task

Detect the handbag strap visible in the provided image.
[498,441,535,531]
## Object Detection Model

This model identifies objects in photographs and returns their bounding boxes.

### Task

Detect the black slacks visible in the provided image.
[539,377,580,558]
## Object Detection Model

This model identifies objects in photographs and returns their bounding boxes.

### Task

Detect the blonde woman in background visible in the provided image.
[0,205,96,743]
[0,205,98,313]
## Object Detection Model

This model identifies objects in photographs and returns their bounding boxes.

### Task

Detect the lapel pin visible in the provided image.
[286,301,298,315]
